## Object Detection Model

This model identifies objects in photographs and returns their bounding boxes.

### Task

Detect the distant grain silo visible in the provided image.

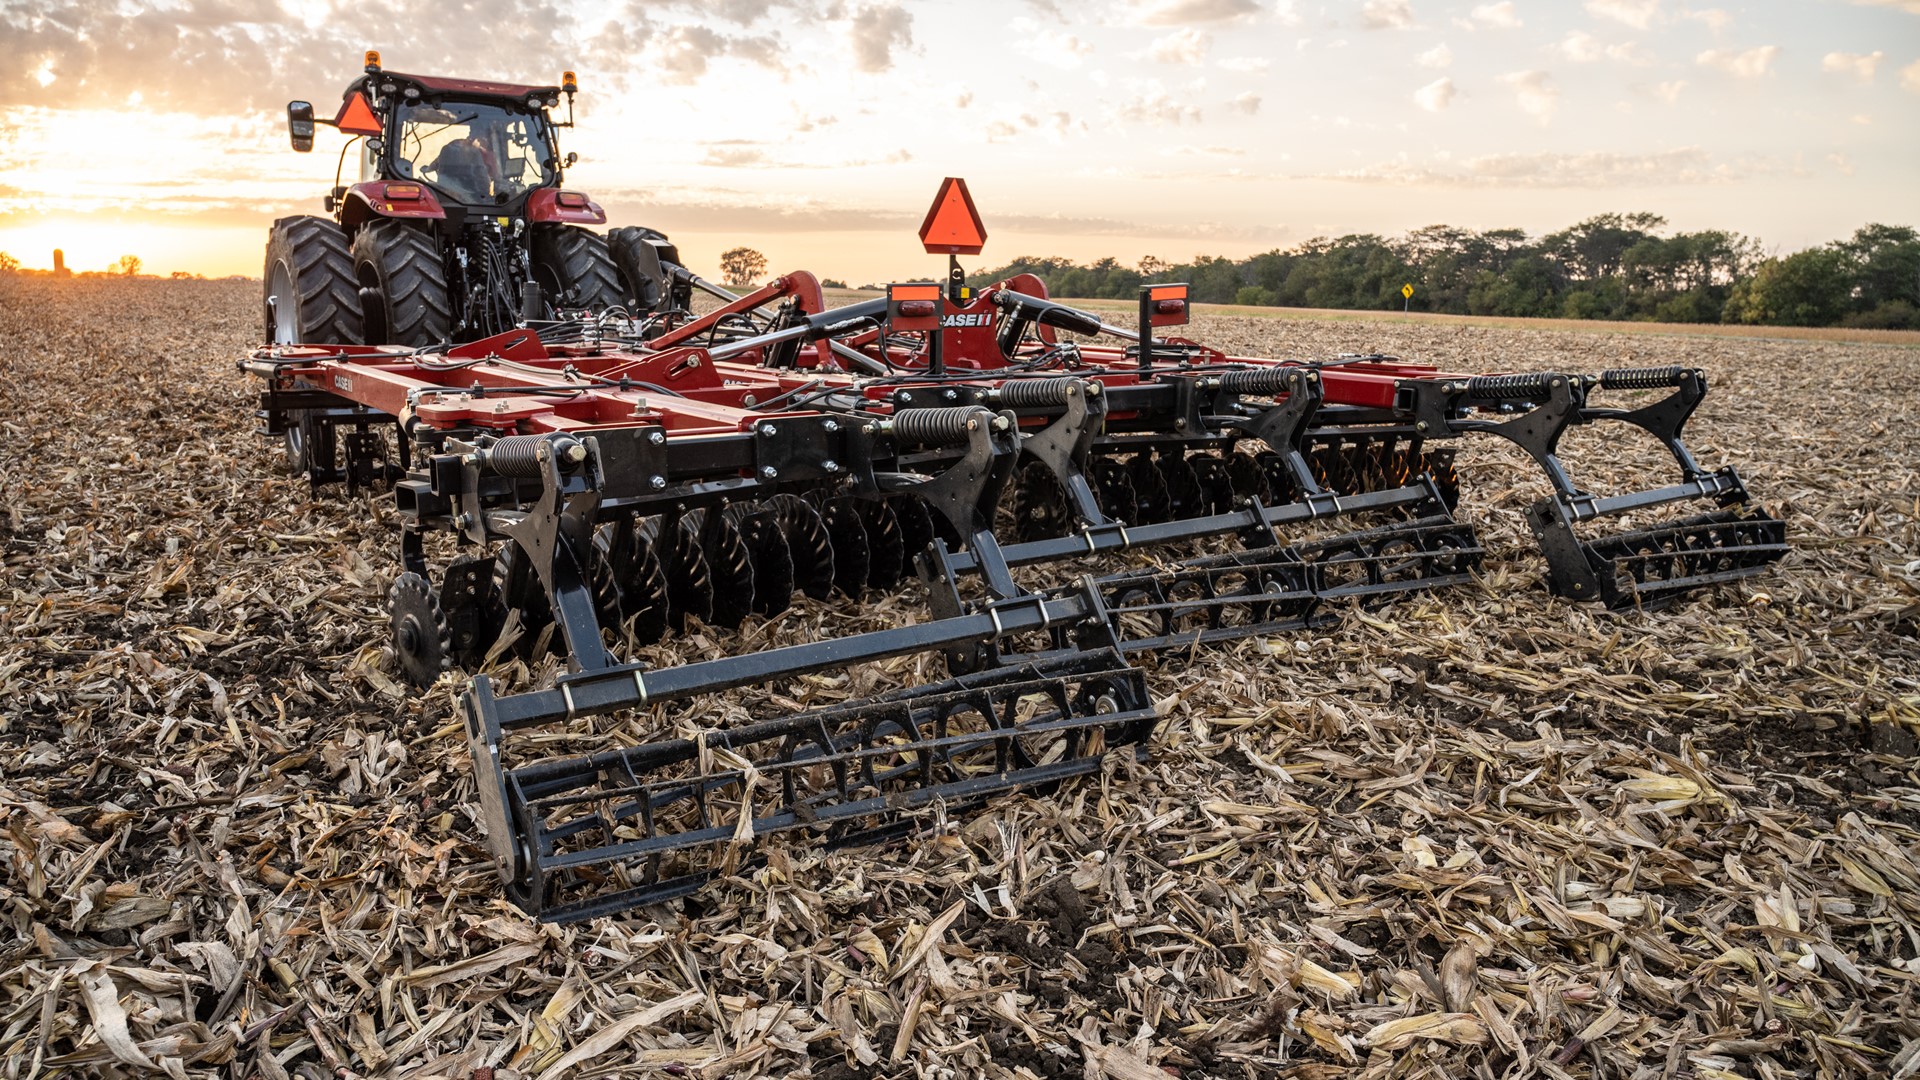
[53,248,67,276]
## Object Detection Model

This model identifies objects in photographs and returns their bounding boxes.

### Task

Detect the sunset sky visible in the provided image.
[1,0,1915,283]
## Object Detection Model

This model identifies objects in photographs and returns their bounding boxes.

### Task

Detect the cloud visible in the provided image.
[1114,84,1203,125]
[1500,70,1558,123]
[849,3,913,73]
[1827,152,1854,176]
[1676,7,1731,30]
[1228,90,1261,114]
[1470,2,1522,28]
[1904,58,1920,91]
[1417,43,1453,67]
[1558,31,1648,63]
[702,146,769,167]
[1849,0,1920,12]
[1317,146,1763,188]
[1413,76,1456,111]
[1587,0,1661,29]
[1161,144,1248,156]
[1130,0,1263,25]
[1696,45,1778,78]
[1362,0,1416,30]
[654,25,784,84]
[1654,79,1687,102]
[1149,29,1212,65]
[1216,56,1273,73]
[1821,51,1884,81]
[0,0,606,113]
[1013,20,1096,69]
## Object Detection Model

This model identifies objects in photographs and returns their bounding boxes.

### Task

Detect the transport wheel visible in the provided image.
[531,226,623,314]
[390,572,453,689]
[608,226,687,312]
[282,415,309,476]
[263,215,362,345]
[351,220,452,347]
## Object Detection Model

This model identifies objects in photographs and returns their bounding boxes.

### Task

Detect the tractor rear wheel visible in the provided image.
[351,220,452,347]
[530,226,623,314]
[608,226,681,313]
[263,215,361,345]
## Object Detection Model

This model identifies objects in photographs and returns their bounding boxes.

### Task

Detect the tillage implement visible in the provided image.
[256,82,1786,921]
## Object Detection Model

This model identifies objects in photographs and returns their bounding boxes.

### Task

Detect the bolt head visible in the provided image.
[761,466,778,479]
[1416,420,1429,431]
[649,430,665,445]
[899,391,913,403]
[759,423,777,437]
[563,443,588,464]
[823,419,840,432]
[650,475,667,489]
[823,460,840,473]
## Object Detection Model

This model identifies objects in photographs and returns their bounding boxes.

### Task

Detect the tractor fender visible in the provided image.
[526,189,608,226]
[340,181,447,230]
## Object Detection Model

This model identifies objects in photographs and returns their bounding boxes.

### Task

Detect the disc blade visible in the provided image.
[768,493,835,600]
[691,506,754,629]
[727,503,794,617]
[858,498,905,588]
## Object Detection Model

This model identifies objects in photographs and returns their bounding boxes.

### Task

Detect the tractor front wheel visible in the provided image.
[263,216,361,345]
[607,226,677,313]
[352,221,452,347]
[530,226,623,315]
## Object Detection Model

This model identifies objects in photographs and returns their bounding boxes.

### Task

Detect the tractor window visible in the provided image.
[394,100,551,206]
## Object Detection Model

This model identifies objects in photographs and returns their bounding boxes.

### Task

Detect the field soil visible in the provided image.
[1,275,1916,1079]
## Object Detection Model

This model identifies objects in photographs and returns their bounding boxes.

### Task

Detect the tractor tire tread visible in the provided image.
[352,220,453,347]
[533,226,623,313]
[264,215,362,344]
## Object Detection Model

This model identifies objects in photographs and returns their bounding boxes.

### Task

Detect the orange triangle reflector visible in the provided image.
[335,92,383,136]
[918,177,987,256]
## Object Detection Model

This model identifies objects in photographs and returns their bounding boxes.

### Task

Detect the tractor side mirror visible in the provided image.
[565,152,578,168]
[287,101,315,153]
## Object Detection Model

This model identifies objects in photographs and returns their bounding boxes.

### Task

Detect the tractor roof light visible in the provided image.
[562,70,578,93]
[527,95,541,109]
[364,50,381,72]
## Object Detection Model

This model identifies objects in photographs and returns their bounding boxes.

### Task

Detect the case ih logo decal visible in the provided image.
[941,313,992,328]
[334,374,354,392]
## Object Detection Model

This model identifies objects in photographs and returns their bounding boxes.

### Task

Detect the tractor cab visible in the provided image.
[339,67,573,213]
[386,99,552,207]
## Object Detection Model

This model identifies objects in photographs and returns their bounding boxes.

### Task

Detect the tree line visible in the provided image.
[965,216,1920,330]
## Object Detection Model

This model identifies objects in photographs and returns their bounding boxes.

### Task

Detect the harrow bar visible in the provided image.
[1578,507,1789,610]
[1038,515,1484,656]
[467,604,1149,920]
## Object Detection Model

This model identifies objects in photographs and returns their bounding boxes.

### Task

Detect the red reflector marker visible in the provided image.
[897,300,938,318]
[1154,299,1186,317]
[556,192,589,208]
[386,183,423,200]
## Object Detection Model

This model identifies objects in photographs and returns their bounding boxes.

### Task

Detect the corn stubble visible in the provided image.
[1,275,1915,1078]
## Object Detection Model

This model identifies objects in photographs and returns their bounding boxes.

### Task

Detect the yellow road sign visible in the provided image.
[1401,283,1414,298]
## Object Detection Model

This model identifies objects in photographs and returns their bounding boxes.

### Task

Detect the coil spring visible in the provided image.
[481,434,571,478]
[1215,367,1299,395]
[889,406,994,447]
[1600,366,1688,390]
[993,377,1081,408]
[1465,373,1555,400]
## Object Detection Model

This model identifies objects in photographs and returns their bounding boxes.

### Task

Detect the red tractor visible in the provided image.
[264,51,684,346]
